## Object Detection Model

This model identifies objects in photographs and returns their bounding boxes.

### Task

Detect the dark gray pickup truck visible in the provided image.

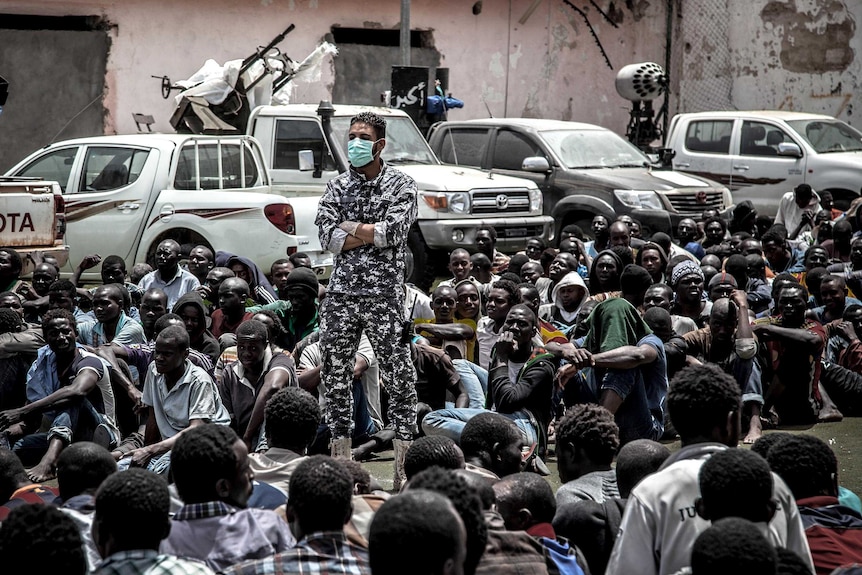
[428,118,733,238]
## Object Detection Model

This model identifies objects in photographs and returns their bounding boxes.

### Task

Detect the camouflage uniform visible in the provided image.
[315,161,418,441]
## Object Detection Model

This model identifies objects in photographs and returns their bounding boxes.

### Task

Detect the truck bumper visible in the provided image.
[19,246,69,276]
[418,216,555,252]
[666,204,735,228]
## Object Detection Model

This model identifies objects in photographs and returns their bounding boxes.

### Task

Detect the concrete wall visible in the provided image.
[0,0,670,164]
[675,0,861,124]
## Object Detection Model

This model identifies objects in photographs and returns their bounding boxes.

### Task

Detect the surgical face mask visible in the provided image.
[348,137,381,168]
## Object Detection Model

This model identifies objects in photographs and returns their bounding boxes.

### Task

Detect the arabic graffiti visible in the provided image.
[394,81,426,109]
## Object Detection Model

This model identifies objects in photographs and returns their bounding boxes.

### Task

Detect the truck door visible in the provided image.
[488,129,553,194]
[672,118,734,189]
[730,120,805,215]
[13,144,154,273]
[266,118,338,194]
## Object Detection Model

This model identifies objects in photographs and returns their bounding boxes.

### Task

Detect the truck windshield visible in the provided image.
[330,116,439,165]
[540,129,650,169]
[786,119,862,154]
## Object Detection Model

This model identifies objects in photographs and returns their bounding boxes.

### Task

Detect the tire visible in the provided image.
[406,227,437,292]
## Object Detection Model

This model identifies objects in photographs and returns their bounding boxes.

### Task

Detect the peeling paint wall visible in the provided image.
[676,0,861,124]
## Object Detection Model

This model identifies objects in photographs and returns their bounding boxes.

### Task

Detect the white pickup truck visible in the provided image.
[246,103,554,289]
[0,177,69,275]
[667,111,862,215]
[5,134,302,283]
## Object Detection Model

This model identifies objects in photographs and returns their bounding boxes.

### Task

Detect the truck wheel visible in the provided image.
[146,229,213,269]
[406,228,437,292]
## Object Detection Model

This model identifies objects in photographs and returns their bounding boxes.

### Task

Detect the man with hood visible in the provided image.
[215,251,278,307]
[173,291,220,365]
[538,270,589,338]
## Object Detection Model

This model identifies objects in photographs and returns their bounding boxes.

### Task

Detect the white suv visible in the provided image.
[667,111,862,215]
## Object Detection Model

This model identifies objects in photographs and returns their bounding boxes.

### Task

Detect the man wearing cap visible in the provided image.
[776,183,821,241]
[707,272,738,302]
[248,267,320,353]
[670,261,712,328]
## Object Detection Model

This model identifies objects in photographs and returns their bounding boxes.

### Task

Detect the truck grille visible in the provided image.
[471,189,531,215]
[665,191,726,214]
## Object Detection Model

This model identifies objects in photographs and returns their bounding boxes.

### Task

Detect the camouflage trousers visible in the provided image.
[321,294,417,441]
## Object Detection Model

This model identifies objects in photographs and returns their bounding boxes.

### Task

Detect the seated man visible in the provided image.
[415,285,476,361]
[248,267,321,353]
[555,404,620,506]
[439,248,484,295]
[248,386,320,495]
[423,305,557,459]
[767,434,862,575]
[77,284,145,347]
[160,424,294,571]
[459,411,524,482]
[493,472,587,575]
[92,469,214,575]
[538,270,590,338]
[808,274,862,324]
[211,278,254,342]
[670,261,712,328]
[217,319,296,448]
[0,449,58,521]
[753,284,836,424]
[0,309,119,482]
[186,245,215,286]
[560,298,668,444]
[0,308,42,412]
[174,291,220,364]
[222,253,278,306]
[138,288,169,342]
[21,262,59,323]
[223,456,370,575]
[643,283,698,335]
[684,292,764,443]
[73,254,145,312]
[137,240,200,310]
[411,342,468,420]
[121,325,230,475]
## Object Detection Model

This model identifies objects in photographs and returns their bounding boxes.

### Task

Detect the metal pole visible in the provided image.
[400,0,411,66]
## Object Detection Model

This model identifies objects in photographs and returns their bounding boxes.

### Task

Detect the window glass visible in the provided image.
[175,142,259,190]
[787,119,862,153]
[80,147,149,192]
[740,121,791,156]
[492,131,544,171]
[16,147,77,193]
[274,120,335,170]
[435,129,488,167]
[684,120,733,154]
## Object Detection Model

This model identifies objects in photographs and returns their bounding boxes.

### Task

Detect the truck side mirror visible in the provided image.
[298,150,315,171]
[522,156,550,172]
[777,142,803,158]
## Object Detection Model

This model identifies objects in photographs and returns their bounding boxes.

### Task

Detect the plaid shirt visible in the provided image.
[94,549,214,575]
[221,532,371,575]
[174,501,234,521]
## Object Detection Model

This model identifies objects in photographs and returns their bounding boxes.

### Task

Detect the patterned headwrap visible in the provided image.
[671,260,704,288]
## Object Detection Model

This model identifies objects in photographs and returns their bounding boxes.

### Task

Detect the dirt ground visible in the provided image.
[360,419,862,494]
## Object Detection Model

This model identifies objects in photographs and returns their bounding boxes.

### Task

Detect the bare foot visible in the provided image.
[743,416,763,444]
[818,406,844,423]
[27,460,56,483]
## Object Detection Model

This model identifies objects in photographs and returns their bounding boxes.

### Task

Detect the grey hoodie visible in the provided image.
[539,271,589,326]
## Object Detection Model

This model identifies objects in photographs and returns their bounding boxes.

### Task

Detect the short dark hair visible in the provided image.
[153,313,183,334]
[767,434,837,500]
[698,448,773,522]
[369,490,464,575]
[760,229,785,247]
[41,308,76,334]
[615,439,671,498]
[749,431,793,459]
[556,404,619,466]
[477,225,497,242]
[495,472,556,524]
[404,436,464,480]
[156,324,190,351]
[289,455,353,532]
[102,254,126,271]
[0,449,28,502]
[171,424,240,504]
[775,546,813,575]
[704,216,727,234]
[350,111,386,139]
[0,503,86,574]
[460,412,521,459]
[341,459,372,495]
[95,468,170,550]
[236,318,268,342]
[56,442,117,501]
[288,252,311,268]
[0,248,22,275]
[264,387,320,450]
[610,245,634,267]
[490,279,519,306]
[668,364,741,441]
[690,517,777,575]
[517,282,540,301]
[0,308,21,335]
[252,309,282,339]
[409,467,488,575]
[48,279,77,299]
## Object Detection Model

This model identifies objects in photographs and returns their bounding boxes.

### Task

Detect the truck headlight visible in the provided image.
[529,188,543,212]
[614,190,663,210]
[449,192,470,214]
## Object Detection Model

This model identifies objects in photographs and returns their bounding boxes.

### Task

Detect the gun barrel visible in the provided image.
[239,23,296,75]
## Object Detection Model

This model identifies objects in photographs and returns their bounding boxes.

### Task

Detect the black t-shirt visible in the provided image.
[412,344,461,409]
